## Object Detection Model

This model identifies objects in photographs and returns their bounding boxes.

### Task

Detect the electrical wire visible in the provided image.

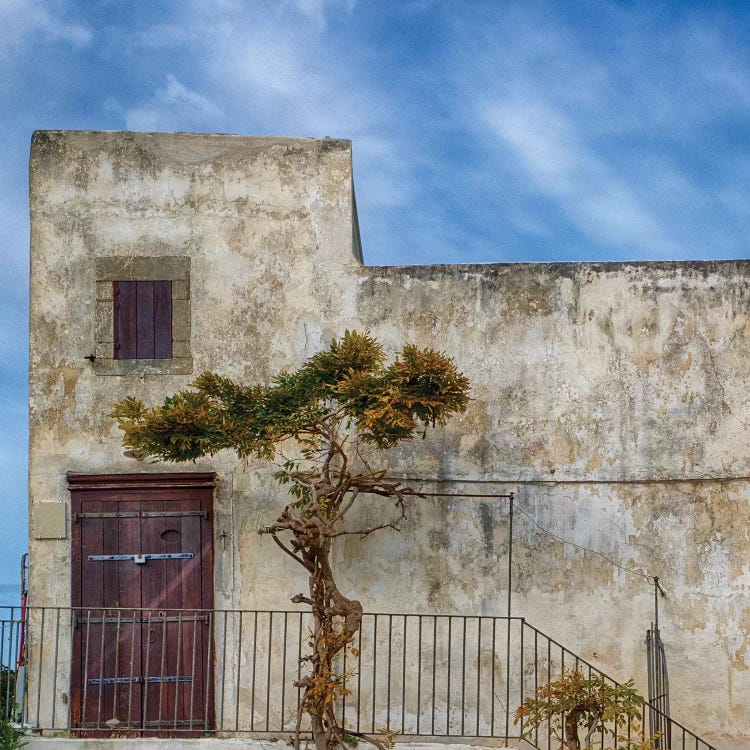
[392,481,662,590]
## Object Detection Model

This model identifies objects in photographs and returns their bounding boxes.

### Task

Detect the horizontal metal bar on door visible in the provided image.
[74,615,209,626]
[75,510,208,521]
[87,676,193,685]
[87,553,194,563]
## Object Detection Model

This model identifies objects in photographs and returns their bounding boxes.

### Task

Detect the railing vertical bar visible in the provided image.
[36,608,46,728]
[143,611,152,732]
[237,610,245,732]
[266,612,273,731]
[50,607,60,727]
[476,617,481,736]
[0,619,8,720]
[188,614,198,729]
[66,610,73,729]
[460,616,466,736]
[371,614,378,733]
[560,648,566,749]
[431,615,437,736]
[447,616,452,735]
[400,615,406,734]
[14,612,19,717]
[547,636,551,749]
[281,612,288,731]
[386,614,392,731]
[357,617,364,732]
[2,614,7,719]
[173,610,183,730]
[111,611,121,730]
[158,612,168,728]
[490,617,496,737]
[219,612,228,730]
[0,619,6,720]
[204,611,214,730]
[627,707,632,744]
[297,612,303,729]
[518,618,524,739]
[504,614,510,744]
[341,615,347,729]
[97,608,106,729]
[10,613,16,720]
[533,626,538,748]
[127,612,136,728]
[416,614,422,735]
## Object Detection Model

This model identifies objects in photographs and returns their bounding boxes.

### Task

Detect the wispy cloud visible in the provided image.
[436,2,750,260]
[125,73,223,132]
[0,0,91,56]
[479,97,675,256]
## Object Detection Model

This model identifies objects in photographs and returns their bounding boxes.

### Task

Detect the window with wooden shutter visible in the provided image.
[94,256,191,375]
[114,280,172,359]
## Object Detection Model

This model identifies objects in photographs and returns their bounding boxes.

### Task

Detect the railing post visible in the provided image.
[504,492,514,744]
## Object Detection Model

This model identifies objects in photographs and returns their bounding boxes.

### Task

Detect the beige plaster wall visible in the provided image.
[28,131,750,747]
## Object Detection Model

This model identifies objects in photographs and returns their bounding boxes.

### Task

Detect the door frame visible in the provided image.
[68,472,216,734]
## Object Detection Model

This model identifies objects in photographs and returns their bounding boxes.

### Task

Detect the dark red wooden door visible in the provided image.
[69,474,215,735]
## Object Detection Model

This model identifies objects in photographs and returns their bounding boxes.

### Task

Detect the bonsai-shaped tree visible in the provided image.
[111,331,470,750]
[515,669,658,750]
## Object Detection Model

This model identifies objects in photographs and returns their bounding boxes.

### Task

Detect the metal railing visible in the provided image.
[0,606,716,748]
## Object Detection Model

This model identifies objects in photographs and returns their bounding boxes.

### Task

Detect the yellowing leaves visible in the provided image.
[111,330,470,462]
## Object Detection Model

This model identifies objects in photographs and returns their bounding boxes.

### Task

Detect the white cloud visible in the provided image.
[0,0,91,56]
[125,74,223,132]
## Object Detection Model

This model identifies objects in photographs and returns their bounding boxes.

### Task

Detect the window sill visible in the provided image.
[92,357,193,376]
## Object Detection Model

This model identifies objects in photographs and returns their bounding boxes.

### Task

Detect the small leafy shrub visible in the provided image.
[0,719,25,750]
[514,669,660,750]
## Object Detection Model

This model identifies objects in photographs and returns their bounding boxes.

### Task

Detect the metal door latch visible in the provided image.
[87,553,194,563]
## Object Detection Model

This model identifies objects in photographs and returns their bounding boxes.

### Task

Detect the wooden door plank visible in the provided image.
[178,500,203,727]
[98,509,120,725]
[115,499,142,729]
[79,499,104,728]
[140,496,166,732]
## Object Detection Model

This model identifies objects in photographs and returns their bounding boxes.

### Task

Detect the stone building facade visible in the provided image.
[28,130,750,747]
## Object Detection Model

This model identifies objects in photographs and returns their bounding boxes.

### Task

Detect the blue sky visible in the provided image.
[3,0,750,600]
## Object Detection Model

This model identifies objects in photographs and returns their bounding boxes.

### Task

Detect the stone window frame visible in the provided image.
[93,256,192,375]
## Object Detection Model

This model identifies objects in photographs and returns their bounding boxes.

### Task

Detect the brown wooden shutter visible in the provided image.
[153,281,172,358]
[114,281,172,359]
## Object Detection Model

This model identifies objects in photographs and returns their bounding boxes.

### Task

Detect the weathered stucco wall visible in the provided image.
[29,131,750,747]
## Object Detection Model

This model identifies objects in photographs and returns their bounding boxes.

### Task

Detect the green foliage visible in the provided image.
[0,719,25,750]
[0,668,17,723]
[515,669,658,750]
[111,331,470,463]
